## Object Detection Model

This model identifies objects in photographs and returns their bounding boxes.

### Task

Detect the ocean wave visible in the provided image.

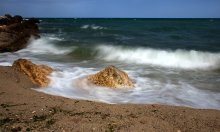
[96,45,220,70]
[19,37,73,55]
[81,24,107,30]
[48,36,64,41]
[36,66,220,109]
[0,62,11,66]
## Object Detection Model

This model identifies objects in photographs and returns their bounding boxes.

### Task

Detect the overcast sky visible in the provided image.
[0,0,220,18]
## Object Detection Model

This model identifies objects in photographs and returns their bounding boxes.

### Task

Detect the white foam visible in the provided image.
[81,24,106,30]
[81,25,89,29]
[0,62,11,66]
[19,37,73,55]
[48,36,64,41]
[36,67,220,109]
[96,45,220,70]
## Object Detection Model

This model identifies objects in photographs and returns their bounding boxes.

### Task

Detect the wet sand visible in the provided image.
[0,66,220,132]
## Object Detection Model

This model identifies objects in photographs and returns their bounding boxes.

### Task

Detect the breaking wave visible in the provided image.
[81,24,107,30]
[96,45,220,70]
[19,37,73,55]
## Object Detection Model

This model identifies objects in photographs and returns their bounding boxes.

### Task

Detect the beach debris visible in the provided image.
[87,65,134,88]
[12,59,53,87]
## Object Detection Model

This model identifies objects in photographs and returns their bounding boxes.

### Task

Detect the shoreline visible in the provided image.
[0,66,220,131]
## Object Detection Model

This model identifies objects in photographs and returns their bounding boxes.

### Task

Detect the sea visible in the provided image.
[1,18,220,109]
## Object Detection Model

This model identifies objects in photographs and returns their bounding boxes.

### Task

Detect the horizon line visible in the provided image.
[25,17,220,19]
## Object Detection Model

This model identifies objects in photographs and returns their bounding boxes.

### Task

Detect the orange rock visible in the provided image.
[12,59,53,87]
[88,66,134,88]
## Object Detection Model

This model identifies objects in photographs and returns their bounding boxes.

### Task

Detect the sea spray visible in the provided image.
[96,45,220,70]
[20,37,73,55]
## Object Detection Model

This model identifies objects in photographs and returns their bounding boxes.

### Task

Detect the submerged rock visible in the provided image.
[87,66,134,88]
[0,14,40,52]
[12,59,53,87]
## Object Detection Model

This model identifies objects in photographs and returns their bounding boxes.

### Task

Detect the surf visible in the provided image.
[18,36,73,55]
[81,24,107,30]
[35,65,220,110]
[96,45,220,70]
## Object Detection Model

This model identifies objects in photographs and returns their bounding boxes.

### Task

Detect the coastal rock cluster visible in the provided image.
[0,14,134,89]
[12,59,53,87]
[87,66,134,88]
[0,14,40,52]
[11,59,134,89]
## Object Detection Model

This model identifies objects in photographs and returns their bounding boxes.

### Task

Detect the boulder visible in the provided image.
[0,16,8,25]
[12,59,53,87]
[0,14,40,52]
[87,66,134,88]
[4,14,13,19]
[13,15,23,23]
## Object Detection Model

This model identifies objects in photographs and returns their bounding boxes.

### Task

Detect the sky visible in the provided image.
[0,0,220,18]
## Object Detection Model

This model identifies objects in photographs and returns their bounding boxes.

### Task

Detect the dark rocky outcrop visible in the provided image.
[12,59,53,87]
[87,66,134,88]
[0,14,40,52]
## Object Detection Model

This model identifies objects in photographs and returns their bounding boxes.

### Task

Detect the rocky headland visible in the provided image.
[0,14,39,52]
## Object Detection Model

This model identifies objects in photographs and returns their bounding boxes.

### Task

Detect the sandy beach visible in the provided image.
[0,66,220,132]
